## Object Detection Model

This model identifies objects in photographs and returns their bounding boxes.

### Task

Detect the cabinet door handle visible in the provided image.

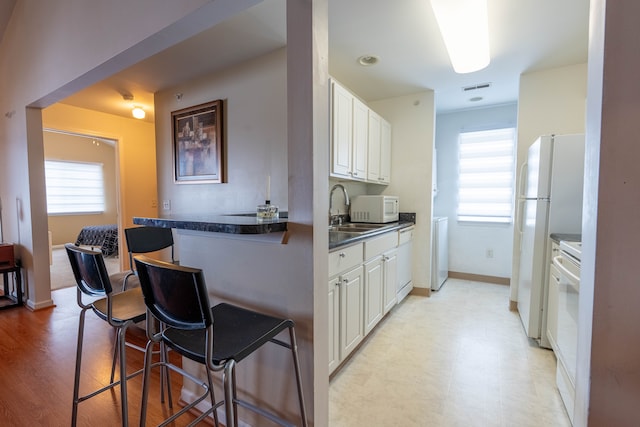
[342,278,349,284]
[339,252,346,258]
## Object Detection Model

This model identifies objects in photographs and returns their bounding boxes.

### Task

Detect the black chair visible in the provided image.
[125,226,176,267]
[113,226,177,291]
[65,243,147,427]
[134,255,308,427]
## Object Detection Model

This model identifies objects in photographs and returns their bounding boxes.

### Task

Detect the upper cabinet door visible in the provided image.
[351,97,369,181]
[331,81,353,178]
[379,118,392,184]
[330,78,391,185]
[367,110,381,182]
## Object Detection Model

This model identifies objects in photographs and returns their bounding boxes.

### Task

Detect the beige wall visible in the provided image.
[43,131,118,245]
[42,104,157,266]
[369,92,436,289]
[510,63,588,302]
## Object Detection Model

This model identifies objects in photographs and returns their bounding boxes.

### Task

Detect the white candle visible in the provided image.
[266,175,271,202]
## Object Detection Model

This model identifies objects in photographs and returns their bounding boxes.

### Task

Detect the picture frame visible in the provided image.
[172,100,224,183]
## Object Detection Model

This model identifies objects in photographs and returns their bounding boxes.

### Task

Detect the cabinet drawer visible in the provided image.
[329,243,363,277]
[398,226,414,245]
[364,232,397,260]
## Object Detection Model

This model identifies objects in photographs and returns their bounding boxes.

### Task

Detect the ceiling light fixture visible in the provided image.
[122,94,146,119]
[358,55,380,66]
[131,107,145,119]
[430,0,490,74]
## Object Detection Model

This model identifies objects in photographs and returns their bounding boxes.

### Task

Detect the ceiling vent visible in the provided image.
[462,82,491,92]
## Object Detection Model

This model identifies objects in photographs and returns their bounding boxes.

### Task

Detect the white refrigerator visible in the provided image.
[515,134,584,345]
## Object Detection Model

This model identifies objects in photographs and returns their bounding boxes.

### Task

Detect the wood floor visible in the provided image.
[0,285,208,426]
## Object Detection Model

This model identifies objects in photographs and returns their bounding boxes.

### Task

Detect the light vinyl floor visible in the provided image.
[329,279,571,427]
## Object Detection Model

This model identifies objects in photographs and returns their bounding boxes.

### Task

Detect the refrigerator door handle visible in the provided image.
[516,198,525,235]
[518,161,528,198]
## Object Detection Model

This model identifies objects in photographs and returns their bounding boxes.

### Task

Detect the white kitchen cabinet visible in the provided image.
[340,265,364,358]
[331,81,353,178]
[329,227,407,374]
[364,256,384,335]
[328,275,340,373]
[330,79,367,181]
[382,248,398,314]
[330,78,391,185]
[367,109,391,185]
[379,118,392,183]
[352,96,369,180]
[329,242,364,374]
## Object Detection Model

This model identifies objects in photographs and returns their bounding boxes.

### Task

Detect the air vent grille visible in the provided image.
[462,82,491,92]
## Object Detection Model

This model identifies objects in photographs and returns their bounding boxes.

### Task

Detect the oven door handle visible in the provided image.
[552,255,581,284]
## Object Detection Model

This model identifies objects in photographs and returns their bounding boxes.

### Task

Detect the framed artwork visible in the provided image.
[172,100,224,183]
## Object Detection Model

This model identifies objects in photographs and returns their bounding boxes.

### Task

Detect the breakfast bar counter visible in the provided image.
[133,212,288,235]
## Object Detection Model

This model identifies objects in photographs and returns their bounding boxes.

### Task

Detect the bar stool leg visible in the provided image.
[71,308,88,427]
[223,360,237,427]
[118,324,130,427]
[289,326,308,427]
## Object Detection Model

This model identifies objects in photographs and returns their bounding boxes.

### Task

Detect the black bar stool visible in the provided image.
[134,255,308,427]
[65,243,147,427]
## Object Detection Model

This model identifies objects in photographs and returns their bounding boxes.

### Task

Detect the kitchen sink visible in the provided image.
[328,223,393,234]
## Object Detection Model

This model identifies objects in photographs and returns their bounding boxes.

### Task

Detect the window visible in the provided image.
[457,127,515,223]
[45,160,105,215]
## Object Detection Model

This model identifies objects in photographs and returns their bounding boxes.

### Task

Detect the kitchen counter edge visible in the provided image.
[133,214,288,235]
[329,221,415,250]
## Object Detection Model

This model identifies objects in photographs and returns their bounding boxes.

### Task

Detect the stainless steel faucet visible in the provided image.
[329,183,350,225]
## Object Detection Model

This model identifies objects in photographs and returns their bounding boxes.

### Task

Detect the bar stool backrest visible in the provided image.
[125,226,175,267]
[65,243,113,297]
[134,255,213,330]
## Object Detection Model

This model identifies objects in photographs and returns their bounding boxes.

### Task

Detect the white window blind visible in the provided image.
[45,160,105,215]
[457,127,515,223]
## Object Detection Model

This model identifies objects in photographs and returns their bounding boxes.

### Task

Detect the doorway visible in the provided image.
[43,129,122,290]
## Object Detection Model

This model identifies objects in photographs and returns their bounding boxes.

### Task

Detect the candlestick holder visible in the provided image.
[257,201,279,221]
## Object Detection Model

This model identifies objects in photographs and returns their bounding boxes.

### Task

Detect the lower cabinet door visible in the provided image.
[383,249,398,314]
[340,265,364,359]
[364,257,384,335]
[328,276,341,374]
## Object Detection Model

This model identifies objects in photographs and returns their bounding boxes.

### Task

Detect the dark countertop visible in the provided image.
[133,212,288,235]
[329,221,415,250]
[133,213,415,246]
[550,233,581,243]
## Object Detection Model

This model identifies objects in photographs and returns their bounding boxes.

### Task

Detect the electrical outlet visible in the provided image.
[151,199,157,208]
[162,200,171,210]
[486,249,494,258]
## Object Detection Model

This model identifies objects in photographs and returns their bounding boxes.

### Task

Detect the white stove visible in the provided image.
[559,240,582,262]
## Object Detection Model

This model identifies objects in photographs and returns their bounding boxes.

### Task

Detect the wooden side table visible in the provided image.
[0,265,22,310]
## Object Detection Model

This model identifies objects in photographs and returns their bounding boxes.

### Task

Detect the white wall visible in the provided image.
[155,48,288,215]
[369,92,435,289]
[434,103,518,279]
[511,63,587,301]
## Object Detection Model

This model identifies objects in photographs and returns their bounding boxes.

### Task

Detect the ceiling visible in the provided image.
[0,0,590,121]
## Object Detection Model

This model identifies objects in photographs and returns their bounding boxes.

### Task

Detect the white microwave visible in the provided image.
[350,195,399,223]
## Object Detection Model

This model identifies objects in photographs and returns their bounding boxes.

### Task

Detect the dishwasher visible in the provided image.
[431,217,448,291]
